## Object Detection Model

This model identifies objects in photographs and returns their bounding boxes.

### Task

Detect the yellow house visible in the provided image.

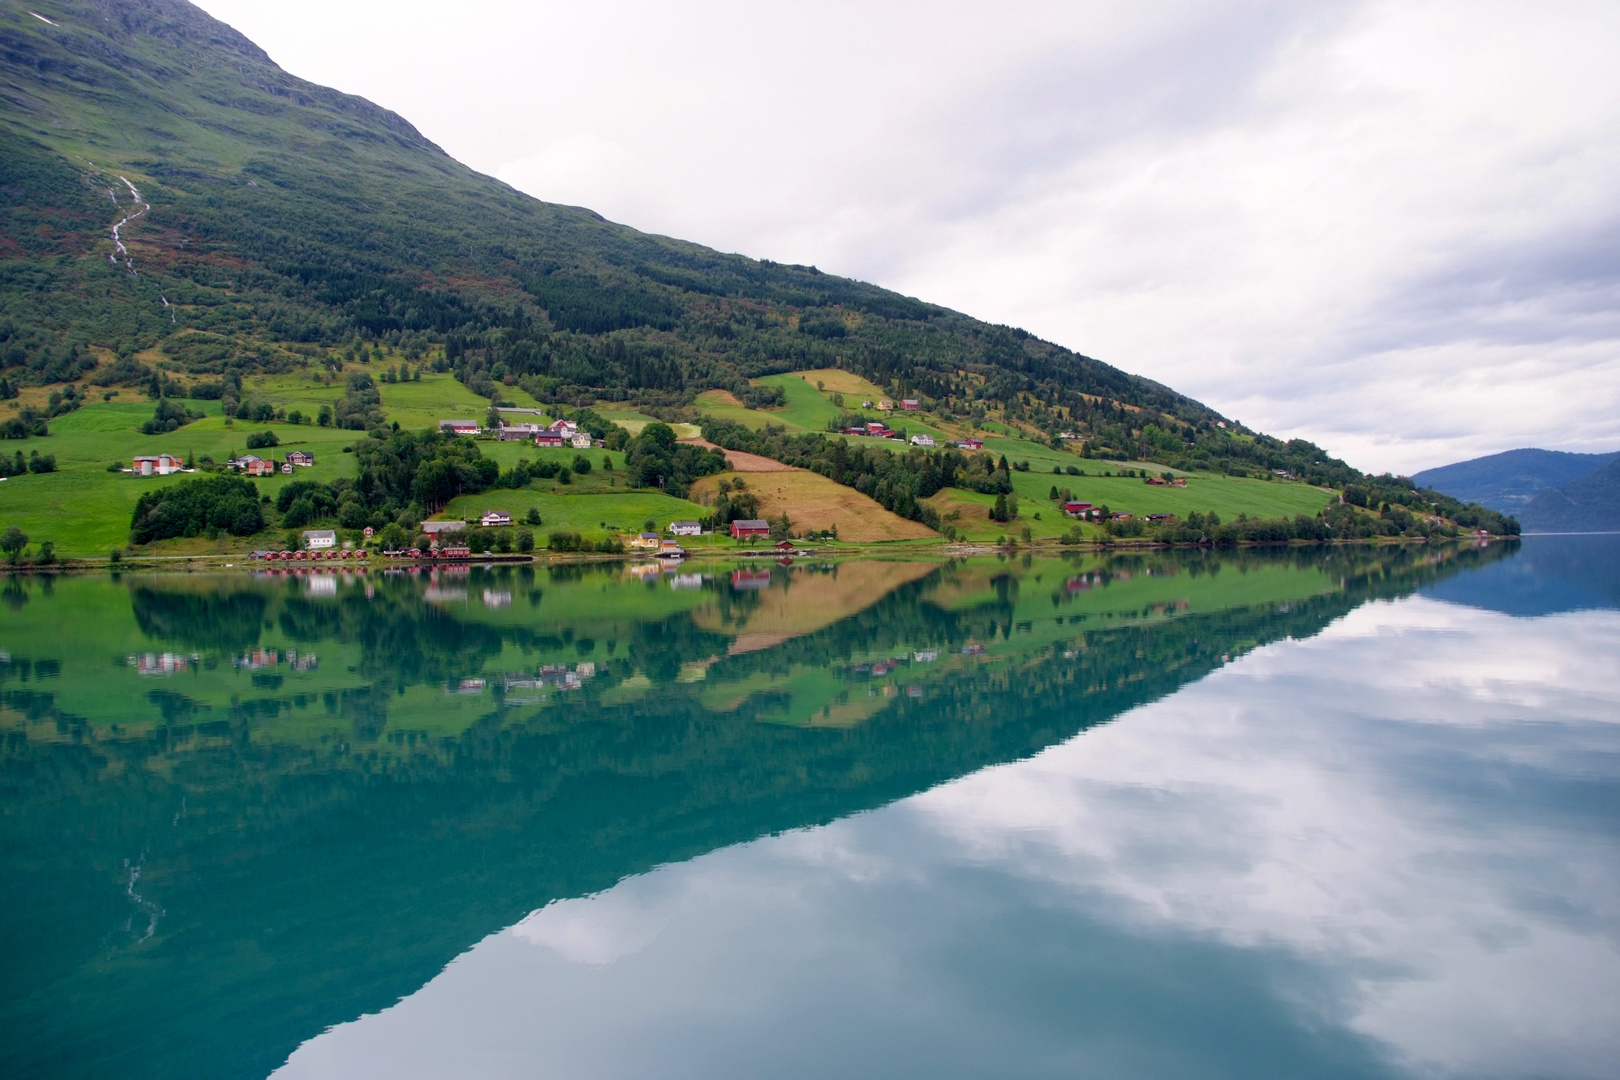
[631,532,662,550]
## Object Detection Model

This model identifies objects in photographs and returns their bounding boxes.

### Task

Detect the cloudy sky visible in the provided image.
[196,0,1620,473]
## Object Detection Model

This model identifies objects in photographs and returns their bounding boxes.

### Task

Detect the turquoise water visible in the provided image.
[2,539,1616,1078]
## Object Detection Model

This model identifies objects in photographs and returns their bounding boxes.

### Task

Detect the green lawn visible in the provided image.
[0,402,360,556]
[377,374,497,429]
[439,489,708,540]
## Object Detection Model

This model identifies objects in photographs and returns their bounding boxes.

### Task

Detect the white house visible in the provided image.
[909,434,935,447]
[669,520,702,536]
[302,530,337,550]
[439,419,480,436]
[131,453,184,476]
[480,510,512,527]
[571,433,593,449]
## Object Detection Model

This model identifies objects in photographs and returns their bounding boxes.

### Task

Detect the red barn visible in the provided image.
[730,519,770,539]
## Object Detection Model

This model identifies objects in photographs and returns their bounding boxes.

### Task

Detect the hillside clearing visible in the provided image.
[688,470,935,542]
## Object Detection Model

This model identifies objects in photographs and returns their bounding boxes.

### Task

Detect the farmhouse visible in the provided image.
[956,438,983,451]
[909,434,935,447]
[1063,501,1093,516]
[534,432,566,448]
[631,532,662,551]
[669,520,702,536]
[241,457,277,477]
[131,453,184,476]
[302,530,337,550]
[439,419,480,436]
[730,519,770,540]
[571,433,593,449]
[498,423,540,441]
[480,510,512,527]
[900,398,920,411]
[285,450,315,467]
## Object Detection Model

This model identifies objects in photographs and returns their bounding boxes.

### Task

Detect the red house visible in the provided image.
[730,519,770,539]
[1063,501,1093,516]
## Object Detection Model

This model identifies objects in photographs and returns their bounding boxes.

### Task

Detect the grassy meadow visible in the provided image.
[0,359,1334,559]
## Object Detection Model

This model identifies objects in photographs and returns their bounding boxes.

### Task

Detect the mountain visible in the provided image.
[0,0,1521,537]
[1519,457,1620,533]
[0,1,1340,482]
[1412,448,1620,514]
[0,2,1202,415]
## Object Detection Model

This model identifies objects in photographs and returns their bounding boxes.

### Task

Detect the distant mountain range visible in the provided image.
[1414,449,1620,532]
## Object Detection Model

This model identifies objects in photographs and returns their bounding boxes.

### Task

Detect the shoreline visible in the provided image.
[0,533,1516,576]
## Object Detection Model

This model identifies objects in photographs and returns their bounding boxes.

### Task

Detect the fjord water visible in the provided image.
[2,541,1616,1079]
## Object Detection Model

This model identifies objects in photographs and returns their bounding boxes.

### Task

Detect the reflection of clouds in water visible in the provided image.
[511,889,673,967]
[910,598,1620,1078]
[276,596,1619,1080]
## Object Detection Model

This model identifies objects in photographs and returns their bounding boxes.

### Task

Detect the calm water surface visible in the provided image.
[2,539,1617,1079]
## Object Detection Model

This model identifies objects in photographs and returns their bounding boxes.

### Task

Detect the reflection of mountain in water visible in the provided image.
[1423,534,1620,616]
[0,545,1508,1080]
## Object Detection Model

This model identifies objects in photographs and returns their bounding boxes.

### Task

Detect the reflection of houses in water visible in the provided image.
[424,587,468,603]
[670,574,703,590]
[131,652,192,676]
[482,590,513,608]
[305,575,337,597]
[961,644,987,656]
[234,648,279,671]
[912,650,939,663]
[1065,572,1101,593]
[448,678,486,695]
[503,662,598,694]
[288,650,319,672]
[731,569,773,591]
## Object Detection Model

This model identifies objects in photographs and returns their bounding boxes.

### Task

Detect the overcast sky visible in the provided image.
[195,0,1620,474]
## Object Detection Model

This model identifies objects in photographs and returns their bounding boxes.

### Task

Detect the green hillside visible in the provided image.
[0,0,1519,551]
[1521,458,1620,532]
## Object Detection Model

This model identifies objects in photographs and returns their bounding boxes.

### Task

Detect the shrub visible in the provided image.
[245,430,279,449]
[141,398,195,435]
[27,452,55,473]
[1,525,27,563]
[516,527,534,553]
[548,530,583,552]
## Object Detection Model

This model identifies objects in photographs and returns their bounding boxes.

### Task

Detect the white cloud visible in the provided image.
[196,0,1620,472]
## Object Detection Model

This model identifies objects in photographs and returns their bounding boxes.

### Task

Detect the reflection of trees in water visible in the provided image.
[131,586,268,652]
[0,542,1522,1080]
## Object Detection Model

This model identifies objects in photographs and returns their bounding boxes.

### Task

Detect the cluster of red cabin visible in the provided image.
[252,549,371,561]
[840,421,899,439]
